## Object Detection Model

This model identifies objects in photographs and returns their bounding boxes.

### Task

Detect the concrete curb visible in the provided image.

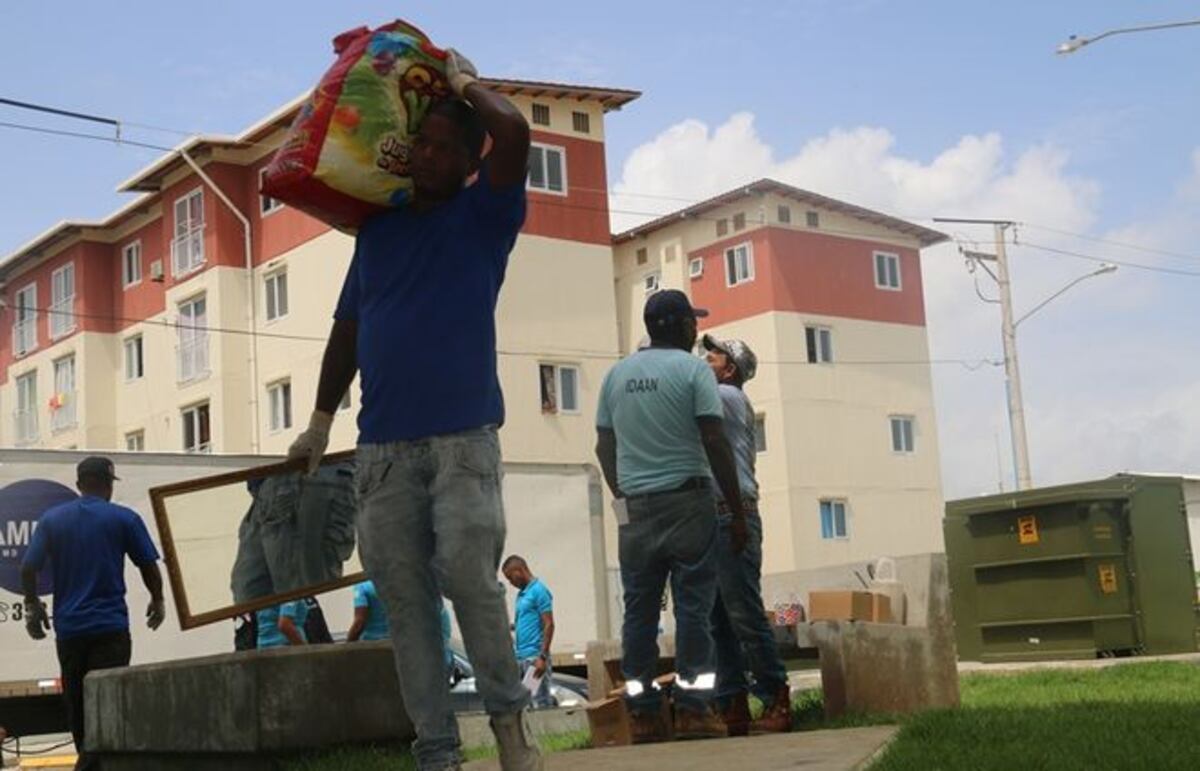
[458,707,588,750]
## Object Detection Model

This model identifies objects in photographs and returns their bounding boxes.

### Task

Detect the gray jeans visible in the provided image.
[357,427,528,771]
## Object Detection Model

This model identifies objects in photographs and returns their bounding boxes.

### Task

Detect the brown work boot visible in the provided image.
[750,685,793,734]
[721,692,751,737]
[630,710,669,745]
[673,706,729,740]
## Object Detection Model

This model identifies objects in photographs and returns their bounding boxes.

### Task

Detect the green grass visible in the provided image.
[870,662,1200,770]
[285,730,591,771]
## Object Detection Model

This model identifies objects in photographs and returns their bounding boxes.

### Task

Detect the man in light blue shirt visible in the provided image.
[502,556,555,709]
[348,580,391,642]
[595,289,747,743]
[702,334,791,736]
[256,600,308,649]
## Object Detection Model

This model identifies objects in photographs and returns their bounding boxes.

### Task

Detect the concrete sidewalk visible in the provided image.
[462,725,898,771]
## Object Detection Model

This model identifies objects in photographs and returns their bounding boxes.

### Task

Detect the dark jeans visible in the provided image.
[711,509,789,706]
[619,486,719,715]
[56,629,131,769]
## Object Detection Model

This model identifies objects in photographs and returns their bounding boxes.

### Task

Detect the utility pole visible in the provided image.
[992,223,1033,490]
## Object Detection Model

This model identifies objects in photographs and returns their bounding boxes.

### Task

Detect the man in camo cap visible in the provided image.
[701,334,792,736]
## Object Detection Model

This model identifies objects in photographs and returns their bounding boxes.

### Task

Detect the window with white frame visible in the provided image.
[754,414,767,453]
[265,270,289,322]
[125,430,145,452]
[874,251,901,290]
[805,325,834,363]
[528,144,566,194]
[51,355,76,432]
[15,371,38,444]
[124,335,144,381]
[259,168,283,216]
[539,363,580,415]
[50,264,76,339]
[820,500,848,540]
[172,189,205,276]
[890,415,915,453]
[176,296,209,383]
[182,402,211,453]
[122,241,143,288]
[643,272,661,294]
[688,257,704,279]
[13,284,37,356]
[724,243,754,286]
[268,380,293,433]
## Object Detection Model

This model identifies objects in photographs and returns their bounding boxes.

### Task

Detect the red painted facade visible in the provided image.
[523,131,611,246]
[689,227,926,331]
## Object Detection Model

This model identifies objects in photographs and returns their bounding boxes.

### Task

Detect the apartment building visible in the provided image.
[612,182,950,570]
[0,79,640,474]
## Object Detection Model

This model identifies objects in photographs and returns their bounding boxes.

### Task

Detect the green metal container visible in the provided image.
[945,474,1199,662]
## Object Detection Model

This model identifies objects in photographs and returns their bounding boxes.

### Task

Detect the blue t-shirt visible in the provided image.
[334,163,526,442]
[352,581,390,641]
[256,600,308,649]
[21,496,160,641]
[513,578,553,660]
[596,348,724,495]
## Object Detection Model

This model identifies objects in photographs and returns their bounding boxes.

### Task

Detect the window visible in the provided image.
[50,264,75,339]
[177,296,209,383]
[890,416,915,453]
[339,390,352,412]
[51,356,76,432]
[716,219,729,237]
[265,271,289,322]
[806,210,820,228]
[13,283,37,356]
[689,258,704,279]
[268,381,293,433]
[182,403,211,453]
[172,189,205,276]
[754,414,767,453]
[644,272,661,294]
[15,371,38,444]
[122,241,143,288]
[662,244,678,263]
[124,336,144,381]
[777,205,791,224]
[805,326,834,363]
[531,103,551,126]
[733,212,746,231]
[125,431,145,452]
[528,144,566,194]
[572,111,590,133]
[259,168,283,216]
[724,243,754,286]
[874,251,902,290]
[636,247,648,266]
[539,364,579,414]
[820,500,849,540]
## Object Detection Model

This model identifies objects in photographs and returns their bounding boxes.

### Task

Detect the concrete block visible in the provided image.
[810,620,959,718]
[457,707,588,750]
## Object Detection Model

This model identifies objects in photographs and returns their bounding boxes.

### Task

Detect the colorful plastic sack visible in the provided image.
[261,20,450,232]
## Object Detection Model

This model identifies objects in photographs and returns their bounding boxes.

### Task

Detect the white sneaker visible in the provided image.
[490,711,544,771]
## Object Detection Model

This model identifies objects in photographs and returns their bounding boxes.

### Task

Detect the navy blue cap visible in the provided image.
[643,289,708,330]
[77,456,119,481]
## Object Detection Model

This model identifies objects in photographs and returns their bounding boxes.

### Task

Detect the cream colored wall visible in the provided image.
[505,94,605,143]
[702,311,944,573]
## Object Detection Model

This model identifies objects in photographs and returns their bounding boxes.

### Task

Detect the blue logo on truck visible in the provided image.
[0,479,79,595]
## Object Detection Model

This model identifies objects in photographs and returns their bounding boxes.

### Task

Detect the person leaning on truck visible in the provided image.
[20,457,165,771]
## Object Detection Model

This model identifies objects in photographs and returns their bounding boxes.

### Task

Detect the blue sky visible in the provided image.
[2,2,1198,496]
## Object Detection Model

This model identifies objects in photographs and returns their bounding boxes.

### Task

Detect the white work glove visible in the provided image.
[287,410,333,474]
[445,48,479,97]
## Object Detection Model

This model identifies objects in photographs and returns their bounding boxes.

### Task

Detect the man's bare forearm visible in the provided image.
[315,320,358,414]
[461,81,530,187]
[595,430,622,498]
[20,566,38,606]
[139,563,164,603]
[699,419,744,517]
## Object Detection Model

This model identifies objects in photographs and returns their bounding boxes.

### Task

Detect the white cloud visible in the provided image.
[613,113,1200,499]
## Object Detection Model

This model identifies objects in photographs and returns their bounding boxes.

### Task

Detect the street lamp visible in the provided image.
[1015,264,1117,327]
[1056,19,1200,55]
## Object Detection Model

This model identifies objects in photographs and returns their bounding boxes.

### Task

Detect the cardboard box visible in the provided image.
[809,590,875,622]
[871,593,893,624]
[586,697,632,748]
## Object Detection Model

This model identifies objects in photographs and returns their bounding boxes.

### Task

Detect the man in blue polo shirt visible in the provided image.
[255,599,308,648]
[287,48,540,771]
[502,556,555,709]
[595,290,748,744]
[21,456,164,771]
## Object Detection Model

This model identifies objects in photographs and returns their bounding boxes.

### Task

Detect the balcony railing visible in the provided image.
[176,335,210,383]
[49,299,75,340]
[171,226,205,277]
[14,409,38,445]
[12,320,35,356]
[50,392,77,433]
